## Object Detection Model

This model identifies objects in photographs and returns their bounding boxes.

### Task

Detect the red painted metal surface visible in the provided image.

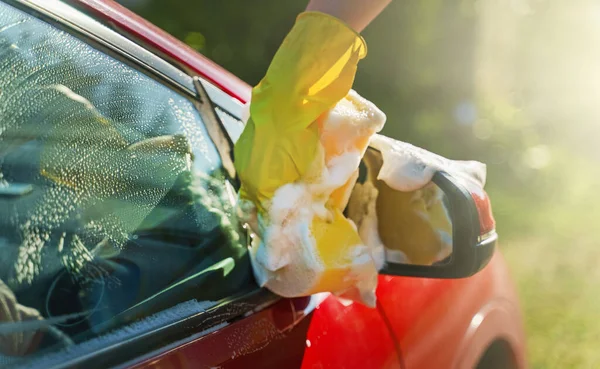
[300,296,400,369]
[376,252,526,369]
[130,299,307,369]
[130,295,400,369]
[69,2,525,369]
[472,191,496,236]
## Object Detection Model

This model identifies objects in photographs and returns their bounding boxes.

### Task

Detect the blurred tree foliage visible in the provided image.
[118,1,476,152]
[117,0,600,240]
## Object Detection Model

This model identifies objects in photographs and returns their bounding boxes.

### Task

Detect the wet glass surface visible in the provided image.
[0,2,249,363]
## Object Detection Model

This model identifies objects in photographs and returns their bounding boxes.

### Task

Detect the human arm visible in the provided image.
[306,0,391,32]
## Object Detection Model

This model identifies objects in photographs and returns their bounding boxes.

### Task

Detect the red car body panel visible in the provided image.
[130,295,401,369]
[377,252,526,369]
[472,191,496,235]
[68,1,526,368]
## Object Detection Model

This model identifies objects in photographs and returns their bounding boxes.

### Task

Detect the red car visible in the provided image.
[0,0,526,368]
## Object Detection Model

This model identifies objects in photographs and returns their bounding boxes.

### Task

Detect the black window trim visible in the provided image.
[73,288,280,369]
[0,1,283,368]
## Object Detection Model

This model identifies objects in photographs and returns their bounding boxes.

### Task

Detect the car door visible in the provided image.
[127,292,401,369]
[0,1,401,368]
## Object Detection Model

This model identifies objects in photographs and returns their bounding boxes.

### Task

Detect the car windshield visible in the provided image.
[0,2,251,365]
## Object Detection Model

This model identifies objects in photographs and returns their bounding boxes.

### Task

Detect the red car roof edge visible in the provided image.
[73,0,251,103]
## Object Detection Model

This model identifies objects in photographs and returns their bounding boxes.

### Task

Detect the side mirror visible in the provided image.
[347,148,497,279]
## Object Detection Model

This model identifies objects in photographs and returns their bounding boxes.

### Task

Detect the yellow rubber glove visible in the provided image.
[235,12,386,307]
[234,11,367,214]
[251,90,386,307]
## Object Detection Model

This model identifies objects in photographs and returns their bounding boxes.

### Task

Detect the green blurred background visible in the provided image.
[117,0,600,367]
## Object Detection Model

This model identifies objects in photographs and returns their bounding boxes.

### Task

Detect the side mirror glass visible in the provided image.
[346,148,496,278]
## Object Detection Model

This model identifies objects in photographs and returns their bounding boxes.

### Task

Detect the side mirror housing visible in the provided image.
[347,149,497,279]
[380,171,496,278]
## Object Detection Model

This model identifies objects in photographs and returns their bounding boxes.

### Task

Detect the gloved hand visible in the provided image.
[234,12,386,306]
[234,11,367,213]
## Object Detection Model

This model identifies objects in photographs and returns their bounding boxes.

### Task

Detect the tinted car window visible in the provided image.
[0,2,250,365]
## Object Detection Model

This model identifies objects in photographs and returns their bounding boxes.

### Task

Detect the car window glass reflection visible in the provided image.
[0,3,250,364]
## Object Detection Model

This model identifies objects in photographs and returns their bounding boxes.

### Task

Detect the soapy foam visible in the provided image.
[309,151,362,194]
[252,153,364,296]
[318,92,385,159]
[248,90,386,305]
[370,134,486,193]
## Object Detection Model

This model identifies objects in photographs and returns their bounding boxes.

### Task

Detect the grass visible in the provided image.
[485,151,600,368]
[500,196,600,368]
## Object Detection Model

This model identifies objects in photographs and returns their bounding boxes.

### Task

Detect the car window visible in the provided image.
[0,2,251,365]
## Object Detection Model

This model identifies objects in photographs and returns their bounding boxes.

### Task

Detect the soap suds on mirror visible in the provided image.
[348,135,485,266]
[370,134,486,193]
